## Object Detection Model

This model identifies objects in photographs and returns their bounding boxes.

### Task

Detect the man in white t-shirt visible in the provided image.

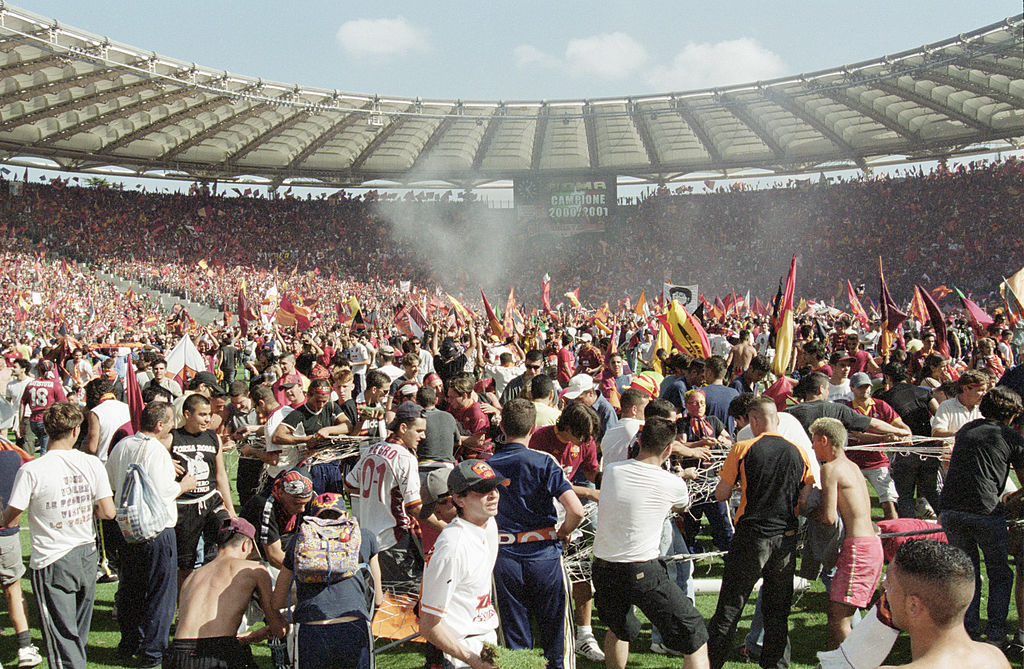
[600,388,649,468]
[592,418,710,669]
[2,402,115,669]
[106,401,195,667]
[420,459,508,669]
[251,384,294,481]
[931,369,987,438]
[346,402,426,582]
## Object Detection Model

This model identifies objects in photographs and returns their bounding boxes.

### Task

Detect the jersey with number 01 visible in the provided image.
[345,440,420,551]
[23,379,67,422]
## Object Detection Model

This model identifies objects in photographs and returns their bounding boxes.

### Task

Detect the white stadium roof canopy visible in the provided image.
[0,5,1020,188]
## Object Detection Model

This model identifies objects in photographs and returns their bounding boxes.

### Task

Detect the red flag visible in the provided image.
[480,290,505,339]
[125,354,143,434]
[278,295,312,331]
[878,258,907,360]
[846,280,870,329]
[753,297,768,317]
[237,282,251,337]
[909,285,928,326]
[916,285,950,358]
[955,287,994,335]
[502,287,516,337]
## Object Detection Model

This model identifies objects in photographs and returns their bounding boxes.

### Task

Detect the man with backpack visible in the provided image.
[105,401,195,668]
[271,493,383,669]
[168,517,286,669]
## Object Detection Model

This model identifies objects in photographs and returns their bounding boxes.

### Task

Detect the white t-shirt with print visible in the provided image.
[420,516,499,667]
[9,449,113,569]
[264,405,295,478]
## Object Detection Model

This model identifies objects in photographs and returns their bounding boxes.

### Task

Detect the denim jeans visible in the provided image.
[939,509,1013,641]
[29,420,48,455]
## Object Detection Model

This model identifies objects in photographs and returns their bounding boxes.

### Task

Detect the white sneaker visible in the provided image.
[17,645,42,668]
[650,642,683,657]
[576,636,605,662]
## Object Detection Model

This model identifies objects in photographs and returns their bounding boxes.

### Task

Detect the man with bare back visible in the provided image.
[165,518,286,669]
[809,417,884,648]
[725,330,756,379]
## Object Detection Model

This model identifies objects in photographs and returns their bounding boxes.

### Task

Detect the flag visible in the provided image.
[409,305,429,339]
[564,287,581,309]
[197,258,208,270]
[165,336,205,389]
[277,295,312,331]
[753,296,768,317]
[541,274,553,316]
[447,294,473,323]
[846,280,870,329]
[879,258,907,360]
[931,285,953,299]
[502,287,516,337]
[237,281,255,337]
[125,287,135,302]
[955,287,993,335]
[124,354,143,434]
[909,284,928,325]
[480,290,505,339]
[916,285,950,357]
[634,290,648,317]
[1001,275,1024,325]
[657,300,712,359]
[772,254,796,377]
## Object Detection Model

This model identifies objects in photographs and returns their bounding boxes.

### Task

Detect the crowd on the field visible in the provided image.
[0,158,1022,668]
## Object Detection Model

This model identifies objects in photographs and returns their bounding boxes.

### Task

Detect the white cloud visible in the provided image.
[336,17,430,58]
[645,38,788,91]
[564,33,648,80]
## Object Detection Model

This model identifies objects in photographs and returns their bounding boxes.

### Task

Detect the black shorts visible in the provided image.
[174,493,229,570]
[162,636,257,669]
[592,557,708,655]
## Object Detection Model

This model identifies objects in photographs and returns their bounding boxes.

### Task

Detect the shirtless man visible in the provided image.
[166,518,286,669]
[880,540,1010,669]
[725,330,756,378]
[809,417,884,648]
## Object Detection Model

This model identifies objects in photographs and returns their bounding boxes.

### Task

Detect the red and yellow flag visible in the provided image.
[771,254,796,377]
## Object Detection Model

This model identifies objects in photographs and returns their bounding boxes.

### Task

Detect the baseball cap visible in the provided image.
[378,344,395,356]
[836,356,856,365]
[388,400,425,431]
[217,517,256,544]
[580,333,592,343]
[560,374,596,400]
[280,381,299,390]
[850,372,872,388]
[419,466,453,519]
[191,371,227,396]
[447,459,510,496]
[309,492,348,519]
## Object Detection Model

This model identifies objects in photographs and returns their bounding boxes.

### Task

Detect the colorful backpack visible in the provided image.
[292,514,362,584]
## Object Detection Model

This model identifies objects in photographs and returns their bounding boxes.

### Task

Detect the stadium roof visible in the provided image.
[0,5,1021,188]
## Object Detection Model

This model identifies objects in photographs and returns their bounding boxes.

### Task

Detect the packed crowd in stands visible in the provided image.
[0,157,1022,669]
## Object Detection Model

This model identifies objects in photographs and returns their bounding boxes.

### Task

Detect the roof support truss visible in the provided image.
[765,88,860,159]
[629,105,662,172]
[871,78,992,132]
[284,104,372,172]
[348,104,415,172]
[674,100,723,163]
[812,85,921,141]
[718,95,787,161]
[223,109,305,165]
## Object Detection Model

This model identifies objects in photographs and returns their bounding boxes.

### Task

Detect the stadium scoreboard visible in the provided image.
[514,176,616,235]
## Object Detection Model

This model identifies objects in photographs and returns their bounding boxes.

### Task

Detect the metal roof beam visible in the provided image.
[158,83,270,160]
[530,106,548,170]
[224,109,305,165]
[410,116,454,172]
[0,51,64,77]
[35,84,195,145]
[872,79,991,132]
[348,104,415,172]
[0,62,144,106]
[919,68,1023,108]
[628,105,662,171]
[674,101,723,163]
[283,104,371,172]
[99,92,242,154]
[470,109,502,171]
[812,85,921,141]
[766,88,860,159]
[583,103,600,170]
[718,95,787,161]
[953,57,1024,82]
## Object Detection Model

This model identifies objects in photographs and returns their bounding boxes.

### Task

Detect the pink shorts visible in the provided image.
[830,536,883,608]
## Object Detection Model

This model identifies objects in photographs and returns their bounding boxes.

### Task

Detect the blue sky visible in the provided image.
[21,1,1023,101]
